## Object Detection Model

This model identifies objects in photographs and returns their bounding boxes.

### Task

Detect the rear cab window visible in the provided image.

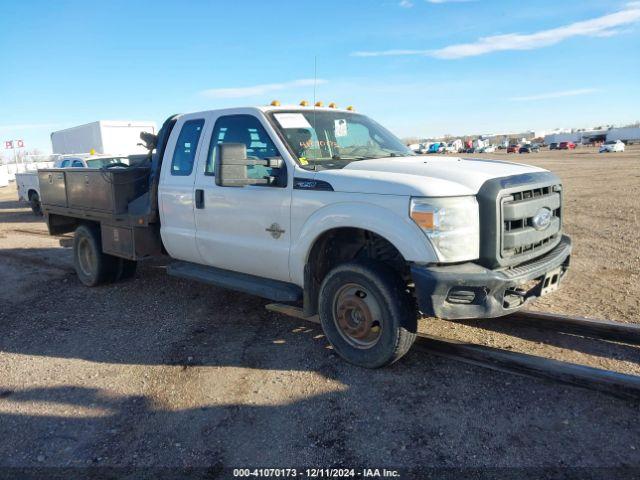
[171,119,205,176]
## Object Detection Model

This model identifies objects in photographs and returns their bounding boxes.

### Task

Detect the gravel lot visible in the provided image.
[0,146,638,475]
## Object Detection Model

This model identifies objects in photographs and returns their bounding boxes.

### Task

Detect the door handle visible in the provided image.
[195,189,205,209]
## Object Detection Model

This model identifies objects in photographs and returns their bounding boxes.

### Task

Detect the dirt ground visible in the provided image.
[0,146,639,475]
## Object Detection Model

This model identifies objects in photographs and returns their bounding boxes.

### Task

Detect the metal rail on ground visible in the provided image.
[507,310,640,344]
[265,304,640,401]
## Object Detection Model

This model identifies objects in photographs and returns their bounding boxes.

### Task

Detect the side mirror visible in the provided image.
[215,143,255,187]
[215,143,282,187]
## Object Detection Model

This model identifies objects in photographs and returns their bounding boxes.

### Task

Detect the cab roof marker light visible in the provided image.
[314,101,323,107]
[328,102,337,109]
[300,100,309,106]
[270,100,281,106]
[346,106,355,111]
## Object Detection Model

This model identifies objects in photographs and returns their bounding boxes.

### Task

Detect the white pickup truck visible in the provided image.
[38,104,571,367]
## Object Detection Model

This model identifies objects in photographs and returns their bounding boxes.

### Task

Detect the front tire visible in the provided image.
[73,224,118,286]
[318,261,417,368]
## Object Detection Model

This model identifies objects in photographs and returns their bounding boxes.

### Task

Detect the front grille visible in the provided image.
[500,184,562,261]
[477,171,564,269]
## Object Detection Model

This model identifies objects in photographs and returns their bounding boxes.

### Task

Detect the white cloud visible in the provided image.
[352,3,640,58]
[201,79,327,99]
[509,88,598,102]
[399,0,414,7]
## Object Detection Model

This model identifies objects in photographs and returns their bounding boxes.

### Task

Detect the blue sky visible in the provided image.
[1,0,639,154]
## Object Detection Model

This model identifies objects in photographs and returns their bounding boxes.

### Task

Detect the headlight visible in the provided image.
[410,196,479,263]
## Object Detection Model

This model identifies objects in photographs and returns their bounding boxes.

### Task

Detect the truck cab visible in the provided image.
[40,104,572,368]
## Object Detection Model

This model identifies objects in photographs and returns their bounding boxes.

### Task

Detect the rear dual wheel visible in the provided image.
[318,261,417,368]
[73,225,136,286]
[113,257,137,281]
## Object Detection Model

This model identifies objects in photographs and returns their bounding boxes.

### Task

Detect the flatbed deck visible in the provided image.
[39,166,162,260]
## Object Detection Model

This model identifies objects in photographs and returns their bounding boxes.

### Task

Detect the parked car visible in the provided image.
[559,142,576,150]
[444,143,459,154]
[408,143,427,154]
[463,147,476,154]
[549,143,559,150]
[428,142,445,154]
[519,145,539,154]
[478,145,496,153]
[37,104,571,368]
[507,145,520,153]
[599,140,625,153]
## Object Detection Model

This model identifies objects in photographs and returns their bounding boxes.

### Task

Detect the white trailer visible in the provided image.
[51,120,157,155]
[544,132,582,145]
[606,127,640,144]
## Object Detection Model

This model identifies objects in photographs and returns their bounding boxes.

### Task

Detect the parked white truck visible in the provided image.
[38,104,571,367]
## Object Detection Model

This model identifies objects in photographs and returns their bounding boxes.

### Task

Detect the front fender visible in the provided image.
[289,201,438,286]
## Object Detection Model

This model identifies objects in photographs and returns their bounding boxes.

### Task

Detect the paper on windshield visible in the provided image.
[274,113,312,129]
[334,119,348,137]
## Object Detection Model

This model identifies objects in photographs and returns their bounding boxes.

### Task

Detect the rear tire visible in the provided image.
[29,192,42,216]
[318,261,417,368]
[73,224,118,286]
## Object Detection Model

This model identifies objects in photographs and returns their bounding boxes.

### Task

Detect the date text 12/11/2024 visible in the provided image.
[232,468,401,478]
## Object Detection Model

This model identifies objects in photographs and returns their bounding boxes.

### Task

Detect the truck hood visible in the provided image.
[314,156,548,197]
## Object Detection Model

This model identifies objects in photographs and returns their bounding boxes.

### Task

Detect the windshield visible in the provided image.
[270,110,413,170]
[85,157,130,168]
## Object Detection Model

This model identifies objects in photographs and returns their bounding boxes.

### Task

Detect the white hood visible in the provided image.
[314,156,548,197]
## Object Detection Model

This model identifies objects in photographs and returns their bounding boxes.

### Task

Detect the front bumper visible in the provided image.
[411,235,572,319]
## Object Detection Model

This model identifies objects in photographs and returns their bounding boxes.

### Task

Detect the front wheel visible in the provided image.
[318,261,417,368]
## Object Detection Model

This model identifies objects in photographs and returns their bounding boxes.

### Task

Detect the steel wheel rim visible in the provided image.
[332,283,383,349]
[77,237,94,277]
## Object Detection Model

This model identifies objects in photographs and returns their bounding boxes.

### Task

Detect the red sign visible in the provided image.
[4,140,13,149]
[16,139,24,148]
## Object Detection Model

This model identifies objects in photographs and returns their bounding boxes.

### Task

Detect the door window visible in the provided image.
[171,119,205,176]
[205,115,279,180]
[72,160,84,167]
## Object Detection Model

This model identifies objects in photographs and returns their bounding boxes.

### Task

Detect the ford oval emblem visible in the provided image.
[532,207,552,231]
